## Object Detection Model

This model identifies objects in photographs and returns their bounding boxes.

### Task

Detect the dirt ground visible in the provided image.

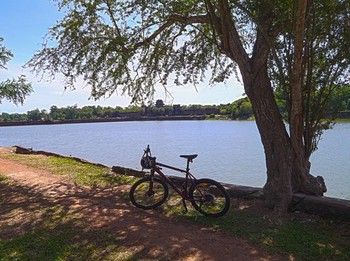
[0,147,287,261]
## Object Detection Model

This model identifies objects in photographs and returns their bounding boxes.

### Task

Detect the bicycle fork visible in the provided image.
[147,169,156,195]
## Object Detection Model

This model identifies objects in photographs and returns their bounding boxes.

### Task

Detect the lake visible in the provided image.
[0,120,349,199]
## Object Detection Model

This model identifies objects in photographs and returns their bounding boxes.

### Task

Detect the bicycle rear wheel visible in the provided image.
[129,176,168,209]
[189,178,230,217]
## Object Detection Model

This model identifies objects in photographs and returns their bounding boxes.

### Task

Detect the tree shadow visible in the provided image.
[0,177,284,260]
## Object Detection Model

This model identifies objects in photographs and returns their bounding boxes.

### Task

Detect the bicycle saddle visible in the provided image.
[180,154,198,160]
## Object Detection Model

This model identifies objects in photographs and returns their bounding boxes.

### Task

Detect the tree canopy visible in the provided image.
[28,0,239,103]
[0,37,32,106]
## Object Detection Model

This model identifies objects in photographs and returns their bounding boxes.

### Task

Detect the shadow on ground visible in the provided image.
[0,175,283,261]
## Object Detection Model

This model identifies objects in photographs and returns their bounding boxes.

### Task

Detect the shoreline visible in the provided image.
[1,116,348,128]
[0,115,206,127]
[11,145,350,220]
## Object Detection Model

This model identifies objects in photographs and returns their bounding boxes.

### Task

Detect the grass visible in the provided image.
[158,198,350,260]
[335,118,350,123]
[136,183,350,260]
[1,148,350,260]
[0,151,134,187]
[0,228,132,261]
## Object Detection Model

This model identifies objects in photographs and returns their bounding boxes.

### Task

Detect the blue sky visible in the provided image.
[0,0,244,113]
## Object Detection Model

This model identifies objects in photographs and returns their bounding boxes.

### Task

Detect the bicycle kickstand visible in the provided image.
[182,199,188,213]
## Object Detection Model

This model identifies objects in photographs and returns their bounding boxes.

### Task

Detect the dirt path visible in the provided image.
[0,149,285,260]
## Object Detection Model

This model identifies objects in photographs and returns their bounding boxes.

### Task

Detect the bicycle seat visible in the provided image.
[180,154,198,161]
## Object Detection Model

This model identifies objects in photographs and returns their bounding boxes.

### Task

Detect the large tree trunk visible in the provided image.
[243,66,326,216]
[217,0,326,216]
[242,59,294,216]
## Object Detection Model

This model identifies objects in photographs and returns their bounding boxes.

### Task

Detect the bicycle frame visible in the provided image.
[149,157,197,202]
[133,145,230,217]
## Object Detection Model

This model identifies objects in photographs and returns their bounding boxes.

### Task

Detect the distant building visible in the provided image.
[155,99,164,107]
[141,105,148,116]
[173,104,181,115]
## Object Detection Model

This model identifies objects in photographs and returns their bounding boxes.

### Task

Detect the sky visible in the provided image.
[0,0,244,114]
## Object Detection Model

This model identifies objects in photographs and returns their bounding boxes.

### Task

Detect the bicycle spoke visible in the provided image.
[129,177,168,210]
[189,179,230,217]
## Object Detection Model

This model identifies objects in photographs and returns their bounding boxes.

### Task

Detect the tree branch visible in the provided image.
[132,14,210,50]
[217,0,249,72]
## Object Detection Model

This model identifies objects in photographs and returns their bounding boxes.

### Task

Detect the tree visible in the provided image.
[0,37,32,105]
[27,108,43,121]
[330,86,350,112]
[79,105,94,119]
[228,97,253,119]
[270,0,350,195]
[64,105,78,120]
[28,0,350,216]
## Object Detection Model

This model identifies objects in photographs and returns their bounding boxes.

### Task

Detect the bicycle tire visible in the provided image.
[189,178,230,217]
[129,176,169,210]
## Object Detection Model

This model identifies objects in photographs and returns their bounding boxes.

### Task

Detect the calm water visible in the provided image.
[0,121,349,199]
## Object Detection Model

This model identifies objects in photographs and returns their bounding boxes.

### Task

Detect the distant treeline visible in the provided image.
[1,89,350,122]
[0,102,240,122]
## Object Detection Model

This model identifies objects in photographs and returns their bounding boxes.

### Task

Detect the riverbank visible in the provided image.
[1,146,349,260]
[0,115,207,127]
[13,145,350,220]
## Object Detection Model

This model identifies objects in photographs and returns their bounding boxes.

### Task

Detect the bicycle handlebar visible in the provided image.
[143,145,152,158]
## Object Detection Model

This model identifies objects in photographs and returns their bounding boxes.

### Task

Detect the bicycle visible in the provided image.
[129,145,230,217]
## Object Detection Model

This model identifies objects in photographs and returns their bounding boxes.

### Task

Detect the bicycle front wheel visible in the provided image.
[189,178,230,217]
[129,176,168,210]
